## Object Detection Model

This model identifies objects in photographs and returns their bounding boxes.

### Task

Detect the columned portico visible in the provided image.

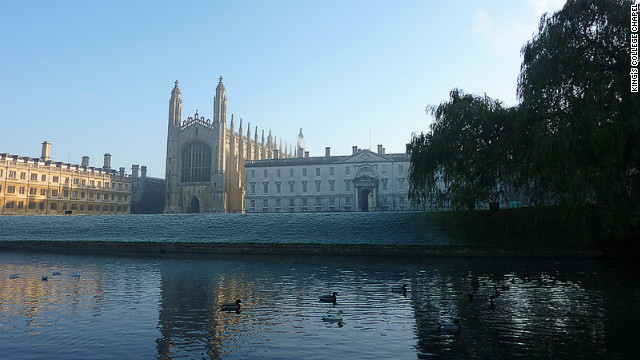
[353,174,379,212]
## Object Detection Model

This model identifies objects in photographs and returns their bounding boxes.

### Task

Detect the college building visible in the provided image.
[244,143,413,213]
[0,142,131,215]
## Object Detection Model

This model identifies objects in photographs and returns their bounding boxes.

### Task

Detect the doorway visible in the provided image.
[359,188,372,212]
[189,196,200,213]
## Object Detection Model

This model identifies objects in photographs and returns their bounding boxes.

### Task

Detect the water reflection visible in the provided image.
[1,252,639,359]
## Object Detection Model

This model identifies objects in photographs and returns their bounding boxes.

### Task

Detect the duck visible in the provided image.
[41,275,48,281]
[72,273,81,278]
[9,274,19,279]
[468,286,500,302]
[319,292,338,304]
[391,284,408,295]
[439,319,461,334]
[52,271,62,276]
[322,310,343,322]
[220,299,241,312]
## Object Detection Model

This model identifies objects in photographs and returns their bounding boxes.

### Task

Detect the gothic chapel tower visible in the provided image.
[164,77,289,213]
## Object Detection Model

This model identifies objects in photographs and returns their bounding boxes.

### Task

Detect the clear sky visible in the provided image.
[0,0,565,178]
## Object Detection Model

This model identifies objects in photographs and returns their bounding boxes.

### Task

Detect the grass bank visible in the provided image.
[431,206,640,253]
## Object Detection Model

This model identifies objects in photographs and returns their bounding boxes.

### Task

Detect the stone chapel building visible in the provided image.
[164,77,292,213]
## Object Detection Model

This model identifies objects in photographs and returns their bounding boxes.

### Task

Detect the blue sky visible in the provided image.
[0,0,565,178]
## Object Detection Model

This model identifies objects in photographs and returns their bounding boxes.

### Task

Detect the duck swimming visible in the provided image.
[9,274,19,279]
[319,292,337,304]
[391,284,408,295]
[322,310,344,322]
[220,299,241,312]
[41,275,48,281]
[439,319,461,334]
[468,286,500,302]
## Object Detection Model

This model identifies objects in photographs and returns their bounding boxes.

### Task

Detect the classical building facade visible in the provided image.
[244,144,414,212]
[0,142,131,215]
[165,77,292,213]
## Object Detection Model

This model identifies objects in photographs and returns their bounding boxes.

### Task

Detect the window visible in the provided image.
[303,168,307,177]
[104,194,108,200]
[330,197,335,205]
[82,179,86,186]
[88,204,93,211]
[0,185,2,193]
[315,198,321,206]
[0,169,3,177]
[7,186,15,194]
[250,183,256,194]
[52,189,58,196]
[17,201,24,209]
[63,203,68,210]
[112,183,115,189]
[289,169,294,177]
[19,187,25,194]
[330,167,334,175]
[111,194,115,200]
[276,198,281,208]
[72,204,77,210]
[250,199,256,209]
[20,172,26,180]
[39,202,45,210]
[105,182,109,188]
[9,171,16,178]
[30,174,38,181]
[276,169,281,177]
[289,182,294,193]
[399,165,404,173]
[264,169,268,178]
[251,170,255,178]
[81,192,85,198]
[89,192,94,199]
[65,177,69,184]
[329,180,335,191]
[73,178,79,185]
[64,190,69,197]
[276,182,281,193]
[72,191,78,198]
[398,178,404,190]
[289,198,294,206]
[302,181,307,193]
[97,181,101,187]
[53,176,59,183]
[382,179,388,190]
[117,195,122,201]
[181,141,212,183]
[51,203,57,210]
[6,201,14,208]
[263,199,268,209]
[382,165,388,174]
[41,175,46,181]
[345,166,350,175]
[316,168,320,176]
[302,198,307,206]
[263,182,269,193]
[40,189,46,196]
[315,181,321,192]
[344,179,351,192]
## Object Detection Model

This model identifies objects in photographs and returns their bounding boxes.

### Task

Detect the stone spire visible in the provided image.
[214,76,227,126]
[169,80,182,127]
[230,114,235,133]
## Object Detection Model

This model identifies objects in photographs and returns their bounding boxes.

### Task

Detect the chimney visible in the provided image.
[132,164,140,178]
[81,156,89,167]
[141,166,147,179]
[41,141,51,161]
[377,144,383,154]
[304,151,310,158]
[103,153,112,170]
[352,146,358,155]
[119,167,125,177]
[325,147,331,157]
[274,149,279,159]
[383,147,386,154]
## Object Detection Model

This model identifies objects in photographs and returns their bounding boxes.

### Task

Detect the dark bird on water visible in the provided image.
[320,292,338,304]
[220,299,241,312]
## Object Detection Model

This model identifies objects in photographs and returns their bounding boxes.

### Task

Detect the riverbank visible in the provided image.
[0,240,627,258]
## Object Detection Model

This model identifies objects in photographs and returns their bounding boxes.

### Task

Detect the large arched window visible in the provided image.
[181,142,211,183]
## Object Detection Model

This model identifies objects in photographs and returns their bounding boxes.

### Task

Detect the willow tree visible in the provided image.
[409,89,516,210]
[517,0,640,239]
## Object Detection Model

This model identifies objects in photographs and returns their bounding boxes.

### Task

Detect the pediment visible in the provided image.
[340,150,389,163]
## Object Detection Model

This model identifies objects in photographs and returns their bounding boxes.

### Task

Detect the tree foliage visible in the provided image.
[410,0,639,242]
[409,90,516,210]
